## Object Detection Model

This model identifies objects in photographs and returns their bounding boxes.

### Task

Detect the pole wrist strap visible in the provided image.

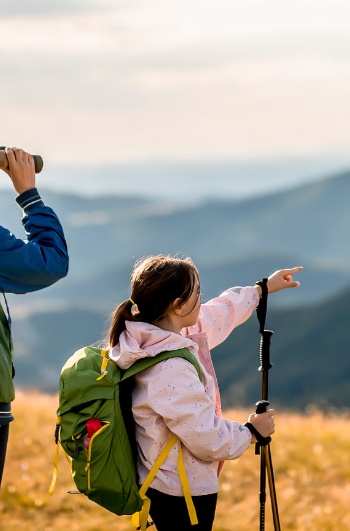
[255,278,268,333]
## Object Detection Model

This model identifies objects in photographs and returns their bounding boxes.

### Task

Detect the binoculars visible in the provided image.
[0,147,43,174]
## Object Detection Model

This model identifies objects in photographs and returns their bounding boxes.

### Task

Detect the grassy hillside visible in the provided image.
[1,392,350,530]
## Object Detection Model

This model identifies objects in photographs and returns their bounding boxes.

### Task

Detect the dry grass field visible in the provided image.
[1,391,350,530]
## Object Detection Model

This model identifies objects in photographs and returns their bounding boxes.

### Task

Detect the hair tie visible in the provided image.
[129,298,139,316]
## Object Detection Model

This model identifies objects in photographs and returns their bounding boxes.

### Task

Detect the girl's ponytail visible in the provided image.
[108,299,137,347]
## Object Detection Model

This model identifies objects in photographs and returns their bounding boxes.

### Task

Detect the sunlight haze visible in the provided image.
[1,0,350,198]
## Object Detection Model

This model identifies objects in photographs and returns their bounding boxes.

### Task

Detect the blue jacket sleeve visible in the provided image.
[0,188,69,294]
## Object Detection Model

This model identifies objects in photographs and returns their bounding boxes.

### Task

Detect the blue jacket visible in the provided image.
[0,188,69,294]
[0,187,69,409]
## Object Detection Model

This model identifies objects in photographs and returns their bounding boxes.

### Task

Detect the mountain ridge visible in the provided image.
[2,169,350,409]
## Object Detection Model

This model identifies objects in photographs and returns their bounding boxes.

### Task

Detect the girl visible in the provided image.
[108,255,302,531]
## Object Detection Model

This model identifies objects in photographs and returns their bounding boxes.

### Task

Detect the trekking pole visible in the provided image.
[255,278,281,531]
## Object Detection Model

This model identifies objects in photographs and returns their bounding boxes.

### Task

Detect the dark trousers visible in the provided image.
[0,423,9,487]
[148,488,218,531]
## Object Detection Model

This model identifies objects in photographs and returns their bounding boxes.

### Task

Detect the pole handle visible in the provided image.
[256,400,272,445]
[256,399,270,414]
[254,400,272,454]
[258,330,274,372]
[0,148,43,174]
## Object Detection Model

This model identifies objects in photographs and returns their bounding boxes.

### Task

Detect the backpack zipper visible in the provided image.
[85,421,110,490]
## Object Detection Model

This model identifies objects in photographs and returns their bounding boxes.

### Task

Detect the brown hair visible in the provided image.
[108,255,199,347]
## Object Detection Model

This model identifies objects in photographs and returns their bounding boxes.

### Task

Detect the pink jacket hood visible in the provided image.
[110,320,199,369]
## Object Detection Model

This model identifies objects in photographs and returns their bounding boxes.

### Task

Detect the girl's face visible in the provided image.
[178,280,201,328]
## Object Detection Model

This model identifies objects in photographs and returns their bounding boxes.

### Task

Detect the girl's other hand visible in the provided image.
[247,409,276,442]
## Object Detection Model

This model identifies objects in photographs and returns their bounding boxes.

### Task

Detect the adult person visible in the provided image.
[0,147,69,487]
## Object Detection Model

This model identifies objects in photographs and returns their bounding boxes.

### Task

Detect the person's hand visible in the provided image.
[247,409,276,443]
[255,266,303,296]
[3,147,36,195]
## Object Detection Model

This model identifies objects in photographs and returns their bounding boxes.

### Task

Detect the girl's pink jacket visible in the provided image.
[110,286,260,496]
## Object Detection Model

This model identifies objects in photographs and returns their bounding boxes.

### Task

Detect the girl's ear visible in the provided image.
[172,297,183,316]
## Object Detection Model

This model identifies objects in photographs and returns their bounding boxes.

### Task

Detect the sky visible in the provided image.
[1,0,350,196]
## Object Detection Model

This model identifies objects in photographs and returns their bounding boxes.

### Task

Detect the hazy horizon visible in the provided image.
[0,153,346,204]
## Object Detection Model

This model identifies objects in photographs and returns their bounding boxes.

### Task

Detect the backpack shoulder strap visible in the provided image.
[0,292,12,351]
[120,348,202,382]
[132,433,198,531]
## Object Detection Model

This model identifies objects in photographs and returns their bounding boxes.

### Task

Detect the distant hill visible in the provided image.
[2,170,350,308]
[2,170,350,409]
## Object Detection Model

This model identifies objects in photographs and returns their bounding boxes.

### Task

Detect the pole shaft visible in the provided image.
[265,446,281,530]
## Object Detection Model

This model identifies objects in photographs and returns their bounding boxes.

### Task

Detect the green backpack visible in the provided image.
[49,346,202,530]
[0,296,15,405]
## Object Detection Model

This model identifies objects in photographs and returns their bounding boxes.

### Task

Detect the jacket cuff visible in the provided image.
[0,402,14,424]
[15,188,43,212]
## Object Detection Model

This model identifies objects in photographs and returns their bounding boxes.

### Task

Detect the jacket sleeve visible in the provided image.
[184,286,260,350]
[0,188,69,294]
[141,357,252,462]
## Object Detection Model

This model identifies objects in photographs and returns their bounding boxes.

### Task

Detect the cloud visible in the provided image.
[1,0,350,163]
[1,0,117,18]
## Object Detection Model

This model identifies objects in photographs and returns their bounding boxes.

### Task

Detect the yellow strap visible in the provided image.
[48,442,60,495]
[48,417,73,496]
[49,417,62,495]
[178,443,198,525]
[132,434,198,530]
[96,349,109,380]
[139,433,179,498]
[132,434,179,531]
[131,496,151,531]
